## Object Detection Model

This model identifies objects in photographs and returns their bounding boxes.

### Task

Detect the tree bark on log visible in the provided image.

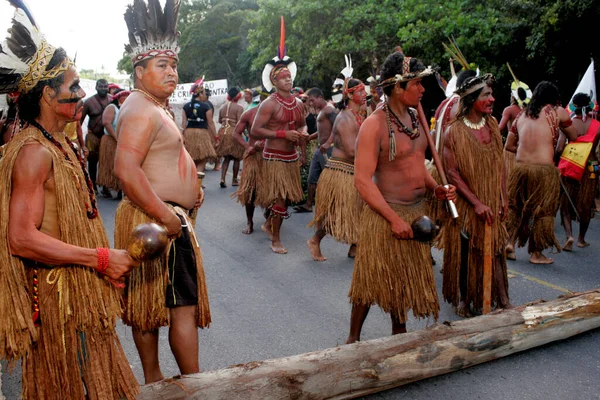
[139,290,600,400]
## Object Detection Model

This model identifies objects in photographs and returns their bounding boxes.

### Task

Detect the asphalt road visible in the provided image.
[2,169,600,399]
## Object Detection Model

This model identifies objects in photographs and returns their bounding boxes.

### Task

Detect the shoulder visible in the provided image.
[358,109,385,139]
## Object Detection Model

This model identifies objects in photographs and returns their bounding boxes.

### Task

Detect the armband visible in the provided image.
[276,130,286,139]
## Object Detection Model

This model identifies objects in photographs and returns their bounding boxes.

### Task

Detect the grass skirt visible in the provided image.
[257,149,303,207]
[85,132,101,155]
[184,128,217,162]
[507,163,561,253]
[561,168,597,223]
[308,159,362,244]
[97,135,119,191]
[231,151,264,205]
[216,125,245,159]
[349,202,439,322]
[503,150,516,181]
[114,199,211,330]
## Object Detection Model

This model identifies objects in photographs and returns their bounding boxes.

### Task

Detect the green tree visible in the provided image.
[117,52,133,75]
[178,0,259,86]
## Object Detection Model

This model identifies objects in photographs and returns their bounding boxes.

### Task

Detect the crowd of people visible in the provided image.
[0,1,598,398]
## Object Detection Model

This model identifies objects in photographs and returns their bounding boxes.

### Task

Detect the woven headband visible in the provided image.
[19,41,74,93]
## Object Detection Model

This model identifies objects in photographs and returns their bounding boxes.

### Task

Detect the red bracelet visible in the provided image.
[96,248,109,274]
[276,130,286,139]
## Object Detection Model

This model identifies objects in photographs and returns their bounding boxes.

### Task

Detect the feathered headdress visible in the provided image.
[442,37,479,97]
[331,54,353,103]
[377,56,434,89]
[455,73,495,98]
[0,0,73,94]
[506,63,532,108]
[261,16,297,92]
[190,75,205,95]
[124,0,181,66]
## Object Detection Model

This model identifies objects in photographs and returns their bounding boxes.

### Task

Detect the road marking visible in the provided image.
[507,269,572,294]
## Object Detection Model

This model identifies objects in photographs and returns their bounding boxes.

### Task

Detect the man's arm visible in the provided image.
[354,117,412,239]
[232,112,251,150]
[206,108,217,139]
[443,128,493,225]
[250,100,303,142]
[498,107,512,132]
[76,121,87,157]
[80,101,89,125]
[558,108,579,142]
[8,143,136,280]
[102,105,117,140]
[115,106,182,237]
[181,109,187,131]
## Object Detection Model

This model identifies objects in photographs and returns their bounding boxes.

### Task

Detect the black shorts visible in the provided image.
[166,215,198,308]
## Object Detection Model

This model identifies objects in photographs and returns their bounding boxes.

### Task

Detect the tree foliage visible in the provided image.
[117,0,599,111]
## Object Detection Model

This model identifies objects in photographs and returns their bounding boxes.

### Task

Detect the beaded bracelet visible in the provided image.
[276,130,286,139]
[96,248,109,274]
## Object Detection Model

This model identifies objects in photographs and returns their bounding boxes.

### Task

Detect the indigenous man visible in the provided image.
[294,87,337,213]
[80,78,110,194]
[216,87,245,187]
[251,21,309,254]
[231,92,267,234]
[441,74,511,317]
[347,52,456,343]
[307,79,365,261]
[505,81,579,264]
[182,77,218,173]
[0,4,138,398]
[557,93,600,250]
[115,1,211,383]
[431,69,477,153]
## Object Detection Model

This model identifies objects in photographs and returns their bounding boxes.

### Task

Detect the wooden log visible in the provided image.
[139,290,600,400]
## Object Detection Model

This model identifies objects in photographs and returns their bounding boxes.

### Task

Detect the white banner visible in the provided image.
[169,79,228,105]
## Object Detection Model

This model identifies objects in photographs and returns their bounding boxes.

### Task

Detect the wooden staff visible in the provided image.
[483,222,492,314]
[417,103,459,219]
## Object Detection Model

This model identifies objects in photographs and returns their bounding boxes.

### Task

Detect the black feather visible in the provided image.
[6,21,37,60]
[164,0,180,36]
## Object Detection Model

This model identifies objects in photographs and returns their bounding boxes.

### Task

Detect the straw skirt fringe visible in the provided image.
[114,199,211,330]
[308,162,362,244]
[561,168,597,223]
[257,159,303,207]
[349,202,439,322]
[231,151,264,205]
[507,163,561,253]
[97,135,119,191]
[216,125,245,159]
[184,128,217,162]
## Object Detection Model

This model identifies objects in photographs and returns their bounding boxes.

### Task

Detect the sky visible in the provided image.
[0,0,148,76]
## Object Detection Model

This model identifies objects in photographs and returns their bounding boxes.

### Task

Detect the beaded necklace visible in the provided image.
[350,108,364,127]
[132,89,175,121]
[272,92,303,130]
[30,120,98,219]
[384,102,420,161]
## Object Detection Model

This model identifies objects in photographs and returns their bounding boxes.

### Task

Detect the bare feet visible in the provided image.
[261,221,274,241]
[456,301,472,318]
[293,204,312,213]
[563,237,574,251]
[271,240,288,254]
[529,252,553,264]
[577,240,590,248]
[345,336,359,344]
[307,238,326,261]
[497,302,515,310]
[242,223,253,234]
[347,244,357,258]
[505,245,516,260]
